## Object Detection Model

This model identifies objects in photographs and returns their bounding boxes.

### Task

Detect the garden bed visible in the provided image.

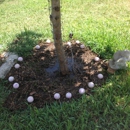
[3,40,108,110]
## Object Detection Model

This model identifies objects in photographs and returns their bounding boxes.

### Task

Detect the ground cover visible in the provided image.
[3,40,108,110]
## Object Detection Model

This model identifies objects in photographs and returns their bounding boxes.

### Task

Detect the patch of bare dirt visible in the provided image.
[3,40,108,111]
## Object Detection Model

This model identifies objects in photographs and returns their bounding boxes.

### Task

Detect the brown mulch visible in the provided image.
[3,40,108,111]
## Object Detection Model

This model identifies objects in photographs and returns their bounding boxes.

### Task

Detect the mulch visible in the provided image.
[2,40,108,111]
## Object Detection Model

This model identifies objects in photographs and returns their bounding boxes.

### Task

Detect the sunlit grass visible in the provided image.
[62,0,130,57]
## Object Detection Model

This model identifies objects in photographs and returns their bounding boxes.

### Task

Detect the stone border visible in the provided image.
[0,52,18,79]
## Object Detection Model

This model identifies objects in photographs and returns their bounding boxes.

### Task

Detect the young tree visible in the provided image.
[50,0,69,75]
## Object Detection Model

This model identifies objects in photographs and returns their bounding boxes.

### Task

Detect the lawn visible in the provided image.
[0,0,130,129]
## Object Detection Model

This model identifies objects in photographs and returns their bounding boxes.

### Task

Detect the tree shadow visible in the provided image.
[8,29,43,57]
[101,44,115,59]
[86,41,115,59]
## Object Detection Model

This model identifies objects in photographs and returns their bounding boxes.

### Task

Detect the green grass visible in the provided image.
[0,0,130,129]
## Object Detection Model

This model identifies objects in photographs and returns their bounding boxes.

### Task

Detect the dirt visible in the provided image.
[2,40,108,111]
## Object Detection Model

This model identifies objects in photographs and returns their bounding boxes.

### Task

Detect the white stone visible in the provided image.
[97,74,103,79]
[80,44,85,49]
[14,63,20,69]
[0,53,18,79]
[76,40,80,44]
[88,82,94,88]
[18,57,23,62]
[13,83,19,89]
[27,96,34,103]
[8,76,14,82]
[66,92,72,99]
[35,45,40,49]
[67,42,71,46]
[46,39,51,43]
[94,57,100,61]
[54,93,60,100]
[79,88,85,94]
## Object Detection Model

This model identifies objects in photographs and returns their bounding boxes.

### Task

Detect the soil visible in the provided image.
[2,40,108,111]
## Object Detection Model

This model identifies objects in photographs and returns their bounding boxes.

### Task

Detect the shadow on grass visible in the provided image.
[8,29,43,57]
[102,44,115,58]
[86,41,115,59]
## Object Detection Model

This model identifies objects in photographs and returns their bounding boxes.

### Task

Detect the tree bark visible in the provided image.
[50,0,69,75]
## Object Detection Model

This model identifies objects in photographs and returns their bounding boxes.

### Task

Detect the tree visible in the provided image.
[50,0,69,75]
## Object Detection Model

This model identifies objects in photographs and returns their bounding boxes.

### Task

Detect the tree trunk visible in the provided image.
[50,0,69,75]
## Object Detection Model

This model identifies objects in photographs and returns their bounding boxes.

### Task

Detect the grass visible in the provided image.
[0,0,130,129]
